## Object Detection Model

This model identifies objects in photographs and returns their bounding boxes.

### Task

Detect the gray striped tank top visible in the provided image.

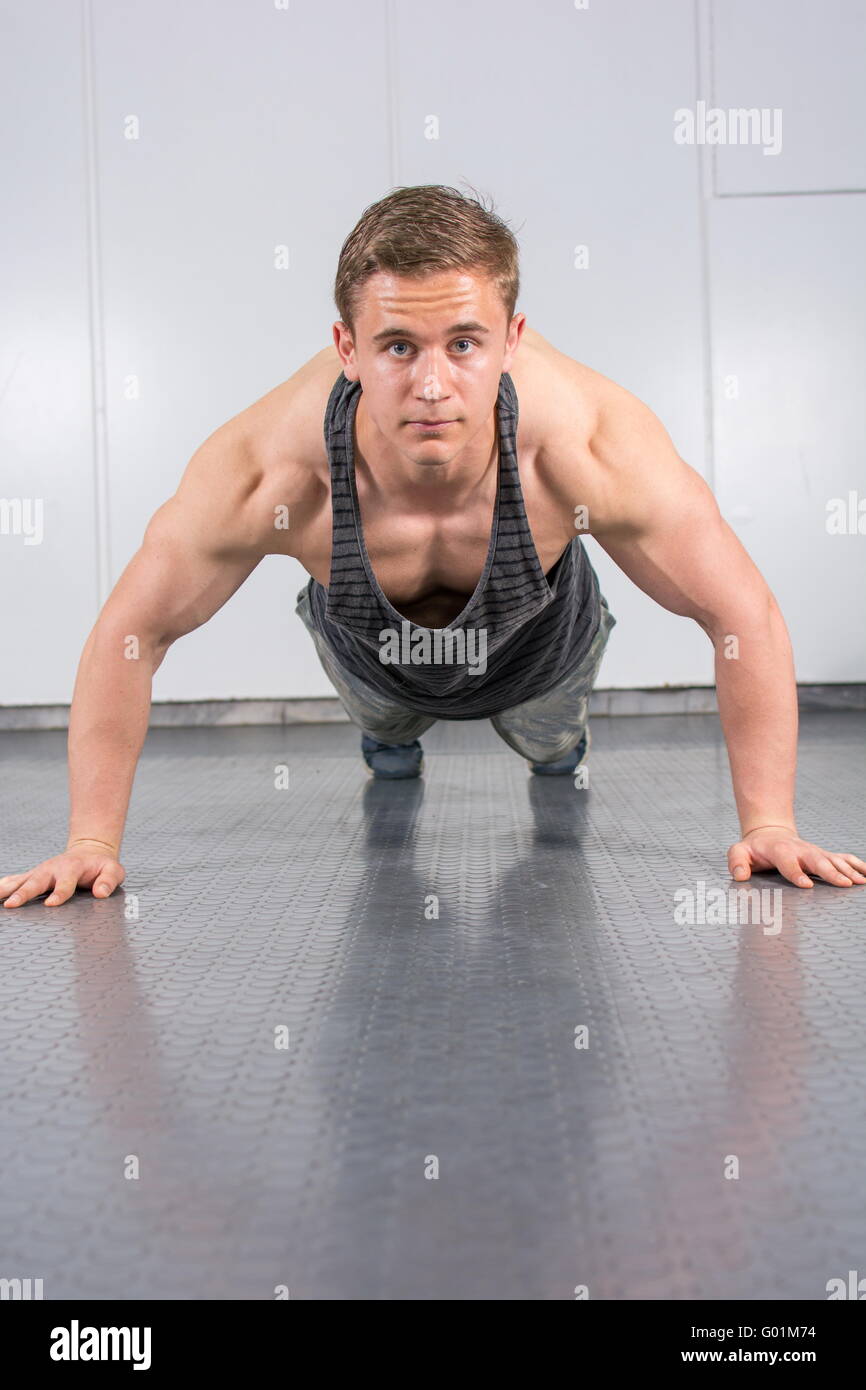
[305,370,601,720]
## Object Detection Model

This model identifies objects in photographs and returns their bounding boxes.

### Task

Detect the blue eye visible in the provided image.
[387,339,476,356]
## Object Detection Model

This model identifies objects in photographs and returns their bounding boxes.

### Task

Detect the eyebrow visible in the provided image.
[371,321,491,344]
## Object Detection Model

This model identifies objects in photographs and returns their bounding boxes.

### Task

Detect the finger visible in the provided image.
[835,853,866,875]
[773,853,814,888]
[93,865,124,898]
[806,854,853,886]
[827,854,866,884]
[0,873,30,901]
[45,878,80,907]
[728,844,752,881]
[2,872,52,908]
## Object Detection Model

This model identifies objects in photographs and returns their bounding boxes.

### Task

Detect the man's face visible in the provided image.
[333,269,524,467]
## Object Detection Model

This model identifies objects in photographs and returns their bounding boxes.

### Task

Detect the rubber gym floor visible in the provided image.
[1,709,864,1299]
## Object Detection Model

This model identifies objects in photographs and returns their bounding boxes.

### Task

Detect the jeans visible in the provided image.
[294,583,617,764]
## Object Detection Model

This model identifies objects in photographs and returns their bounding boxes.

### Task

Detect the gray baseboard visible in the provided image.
[0,684,863,730]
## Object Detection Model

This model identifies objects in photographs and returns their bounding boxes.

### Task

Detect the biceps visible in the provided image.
[596,502,773,631]
[100,502,262,648]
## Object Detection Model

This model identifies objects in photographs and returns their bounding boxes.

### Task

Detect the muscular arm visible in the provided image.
[547,378,864,889]
[584,390,797,833]
[65,427,276,851]
[1,420,307,909]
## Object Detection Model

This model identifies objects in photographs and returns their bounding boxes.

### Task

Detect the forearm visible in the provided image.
[66,623,160,853]
[711,600,799,836]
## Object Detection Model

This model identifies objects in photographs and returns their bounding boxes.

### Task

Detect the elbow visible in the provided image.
[90,615,166,672]
[702,585,779,646]
[693,614,717,646]
[151,636,172,675]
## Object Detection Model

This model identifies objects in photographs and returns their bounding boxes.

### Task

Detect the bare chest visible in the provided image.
[287,351,599,628]
[301,446,578,630]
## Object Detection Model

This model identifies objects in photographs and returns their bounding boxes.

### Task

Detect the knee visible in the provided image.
[489,718,578,763]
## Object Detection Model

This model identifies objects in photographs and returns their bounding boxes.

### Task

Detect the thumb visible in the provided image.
[93,864,124,898]
[728,842,752,881]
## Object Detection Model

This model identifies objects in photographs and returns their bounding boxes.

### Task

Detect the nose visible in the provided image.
[414,361,452,403]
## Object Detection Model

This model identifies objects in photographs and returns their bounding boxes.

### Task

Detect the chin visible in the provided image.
[413,454,450,467]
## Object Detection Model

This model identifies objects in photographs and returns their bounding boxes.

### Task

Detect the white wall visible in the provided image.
[1,0,863,705]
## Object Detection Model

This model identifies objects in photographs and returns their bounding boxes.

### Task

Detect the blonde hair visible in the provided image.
[334,183,520,335]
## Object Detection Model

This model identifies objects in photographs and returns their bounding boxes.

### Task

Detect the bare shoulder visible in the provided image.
[516,329,684,535]
[233,344,339,482]
[180,346,340,559]
[236,344,340,462]
[514,327,653,450]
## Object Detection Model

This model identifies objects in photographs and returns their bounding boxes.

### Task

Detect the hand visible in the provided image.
[728,826,866,889]
[0,839,126,908]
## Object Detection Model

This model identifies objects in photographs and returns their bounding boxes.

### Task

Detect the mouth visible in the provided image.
[409,419,455,430]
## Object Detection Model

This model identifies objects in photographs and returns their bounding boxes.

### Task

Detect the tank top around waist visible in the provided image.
[306,370,602,720]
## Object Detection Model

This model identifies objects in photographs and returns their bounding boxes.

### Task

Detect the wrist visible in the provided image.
[66,835,120,855]
[741,822,798,838]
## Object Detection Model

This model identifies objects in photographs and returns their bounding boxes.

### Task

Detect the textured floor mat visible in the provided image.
[0,712,864,1299]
